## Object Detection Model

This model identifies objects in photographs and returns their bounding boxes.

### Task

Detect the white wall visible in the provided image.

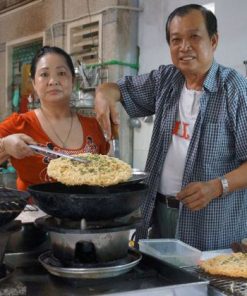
[133,0,247,170]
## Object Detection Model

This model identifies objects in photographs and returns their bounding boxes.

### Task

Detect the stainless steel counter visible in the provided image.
[208,286,227,296]
[4,251,208,296]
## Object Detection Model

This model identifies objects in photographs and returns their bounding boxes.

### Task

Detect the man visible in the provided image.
[95,4,247,251]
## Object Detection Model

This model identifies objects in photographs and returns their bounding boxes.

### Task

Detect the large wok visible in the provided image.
[0,187,29,227]
[28,182,148,221]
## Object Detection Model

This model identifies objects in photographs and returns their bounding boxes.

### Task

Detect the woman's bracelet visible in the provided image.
[0,138,6,153]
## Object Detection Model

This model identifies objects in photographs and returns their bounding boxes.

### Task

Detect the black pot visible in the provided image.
[0,188,29,227]
[28,182,148,221]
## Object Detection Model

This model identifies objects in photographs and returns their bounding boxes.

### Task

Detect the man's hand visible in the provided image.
[3,134,37,159]
[176,179,222,211]
[95,83,121,140]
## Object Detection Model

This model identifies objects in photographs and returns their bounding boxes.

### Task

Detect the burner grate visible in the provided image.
[186,266,247,296]
[0,200,26,212]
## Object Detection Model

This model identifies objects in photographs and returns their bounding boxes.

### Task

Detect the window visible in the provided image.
[11,41,42,112]
[67,15,102,65]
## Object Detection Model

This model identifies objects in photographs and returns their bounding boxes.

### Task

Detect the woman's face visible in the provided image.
[32,53,74,104]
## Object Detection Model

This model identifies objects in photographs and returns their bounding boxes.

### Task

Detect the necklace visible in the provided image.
[40,108,74,148]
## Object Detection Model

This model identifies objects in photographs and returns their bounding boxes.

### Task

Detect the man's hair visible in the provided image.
[166,4,217,44]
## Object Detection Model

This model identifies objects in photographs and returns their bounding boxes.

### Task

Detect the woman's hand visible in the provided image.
[3,134,37,159]
[176,179,222,211]
[95,83,121,140]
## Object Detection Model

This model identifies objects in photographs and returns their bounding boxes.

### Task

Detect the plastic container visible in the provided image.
[0,172,17,189]
[139,239,202,267]
[241,238,247,246]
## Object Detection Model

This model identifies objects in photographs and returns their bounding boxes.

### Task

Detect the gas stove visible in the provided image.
[4,250,208,296]
[0,186,209,295]
[0,220,21,265]
[34,215,143,278]
[0,214,210,295]
[0,220,26,296]
[0,187,30,268]
[1,216,209,295]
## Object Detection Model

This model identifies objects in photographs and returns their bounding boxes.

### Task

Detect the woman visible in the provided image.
[0,46,109,190]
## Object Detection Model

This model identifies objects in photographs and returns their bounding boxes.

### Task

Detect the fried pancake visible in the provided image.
[47,153,132,186]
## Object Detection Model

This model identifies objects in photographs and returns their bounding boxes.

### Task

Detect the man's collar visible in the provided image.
[171,60,219,93]
[202,60,219,92]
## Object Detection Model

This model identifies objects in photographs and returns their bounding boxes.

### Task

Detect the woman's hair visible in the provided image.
[30,46,75,79]
[166,4,217,44]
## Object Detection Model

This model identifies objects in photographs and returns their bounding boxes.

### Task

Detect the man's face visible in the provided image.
[168,10,218,77]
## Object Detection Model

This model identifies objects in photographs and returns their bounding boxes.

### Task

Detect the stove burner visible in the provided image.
[35,215,143,233]
[0,263,14,282]
[39,249,142,279]
[35,215,142,264]
[0,221,22,265]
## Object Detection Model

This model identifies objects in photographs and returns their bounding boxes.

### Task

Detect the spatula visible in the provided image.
[29,144,90,164]
[111,121,120,158]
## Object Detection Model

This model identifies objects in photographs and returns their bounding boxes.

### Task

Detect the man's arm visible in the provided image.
[176,161,247,211]
[0,138,10,164]
[95,83,122,140]
[224,161,247,192]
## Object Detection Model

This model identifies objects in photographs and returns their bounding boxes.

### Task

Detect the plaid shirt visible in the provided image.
[118,60,247,251]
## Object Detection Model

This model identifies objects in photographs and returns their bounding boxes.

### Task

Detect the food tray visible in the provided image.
[185,248,247,296]
[139,239,202,267]
[186,265,247,296]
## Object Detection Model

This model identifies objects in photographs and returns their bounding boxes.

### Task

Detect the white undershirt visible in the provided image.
[158,84,202,196]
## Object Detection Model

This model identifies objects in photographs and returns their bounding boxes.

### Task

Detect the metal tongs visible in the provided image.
[111,120,120,158]
[29,144,90,164]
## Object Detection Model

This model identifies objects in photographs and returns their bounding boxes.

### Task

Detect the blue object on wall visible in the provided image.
[12,87,20,107]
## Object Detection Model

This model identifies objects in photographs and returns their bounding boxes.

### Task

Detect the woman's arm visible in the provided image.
[0,134,37,160]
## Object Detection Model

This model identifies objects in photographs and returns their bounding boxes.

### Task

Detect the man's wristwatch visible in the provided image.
[219,176,229,197]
